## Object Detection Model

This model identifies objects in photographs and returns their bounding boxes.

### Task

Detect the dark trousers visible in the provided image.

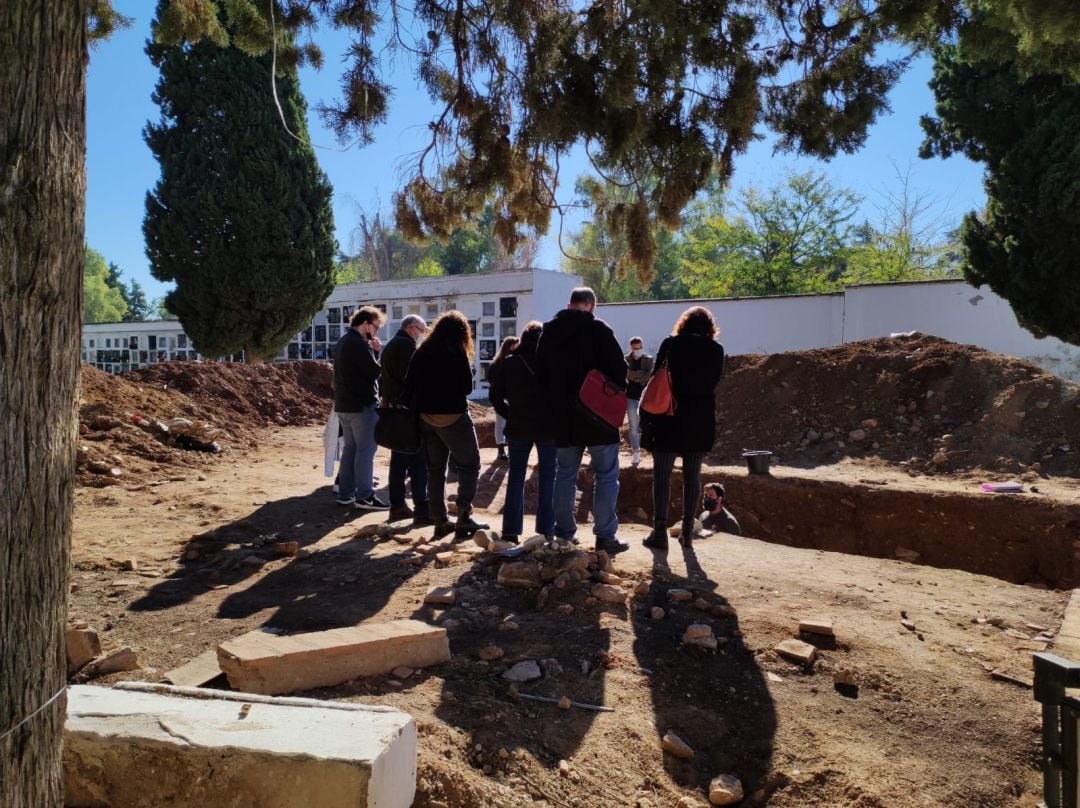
[388,448,429,513]
[421,414,481,523]
[653,451,706,531]
[503,436,557,538]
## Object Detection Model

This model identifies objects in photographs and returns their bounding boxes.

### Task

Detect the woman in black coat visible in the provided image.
[642,306,725,549]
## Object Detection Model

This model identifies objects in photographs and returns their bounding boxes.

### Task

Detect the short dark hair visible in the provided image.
[569,287,596,308]
[629,336,643,346]
[350,306,385,328]
[673,306,717,338]
[705,482,726,499]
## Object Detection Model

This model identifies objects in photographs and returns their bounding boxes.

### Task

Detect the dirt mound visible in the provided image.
[712,334,1080,475]
[77,361,333,486]
[127,360,332,428]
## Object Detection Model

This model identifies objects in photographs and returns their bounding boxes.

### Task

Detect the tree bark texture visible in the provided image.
[0,3,87,805]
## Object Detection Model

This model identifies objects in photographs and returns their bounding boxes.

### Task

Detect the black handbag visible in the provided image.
[375,405,422,453]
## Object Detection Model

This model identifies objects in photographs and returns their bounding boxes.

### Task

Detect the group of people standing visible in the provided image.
[330,286,740,556]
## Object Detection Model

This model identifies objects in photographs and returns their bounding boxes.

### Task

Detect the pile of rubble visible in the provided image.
[711,334,1080,474]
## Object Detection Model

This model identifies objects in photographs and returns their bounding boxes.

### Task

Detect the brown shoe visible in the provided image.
[388,504,414,521]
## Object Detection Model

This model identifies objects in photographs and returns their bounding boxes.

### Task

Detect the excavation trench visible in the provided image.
[608,465,1080,589]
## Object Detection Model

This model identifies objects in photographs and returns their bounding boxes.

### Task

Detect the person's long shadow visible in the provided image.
[470,461,508,511]
[633,541,777,798]
[129,487,374,613]
[215,529,432,631]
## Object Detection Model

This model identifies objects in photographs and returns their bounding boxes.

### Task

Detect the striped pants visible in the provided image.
[652,451,707,531]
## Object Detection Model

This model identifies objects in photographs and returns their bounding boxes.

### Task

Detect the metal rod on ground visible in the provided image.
[518,693,615,712]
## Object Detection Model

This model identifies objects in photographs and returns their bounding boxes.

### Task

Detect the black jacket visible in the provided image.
[403,346,473,415]
[333,329,380,412]
[489,342,555,442]
[379,329,417,406]
[647,334,724,453]
[536,308,627,447]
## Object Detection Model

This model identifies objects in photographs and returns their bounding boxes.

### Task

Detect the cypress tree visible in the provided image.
[143,1,335,361]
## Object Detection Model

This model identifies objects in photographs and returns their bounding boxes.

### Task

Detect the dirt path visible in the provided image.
[72,427,1065,807]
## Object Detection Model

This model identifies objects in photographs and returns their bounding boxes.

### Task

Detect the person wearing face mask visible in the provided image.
[701,482,741,536]
[334,306,389,511]
[624,337,654,466]
[380,314,431,524]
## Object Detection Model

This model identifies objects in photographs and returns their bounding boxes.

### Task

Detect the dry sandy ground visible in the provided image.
[71,426,1067,807]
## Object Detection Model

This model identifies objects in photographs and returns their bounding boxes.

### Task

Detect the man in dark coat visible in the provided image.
[379,314,430,523]
[536,287,629,555]
[334,305,388,510]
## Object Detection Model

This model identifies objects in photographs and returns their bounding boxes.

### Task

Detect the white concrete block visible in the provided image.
[64,684,416,808]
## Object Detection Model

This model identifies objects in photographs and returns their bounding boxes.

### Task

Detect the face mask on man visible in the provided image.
[631,349,643,358]
[703,496,719,511]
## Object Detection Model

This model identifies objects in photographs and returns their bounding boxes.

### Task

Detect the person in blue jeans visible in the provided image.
[536,287,630,555]
[333,306,389,511]
[489,323,556,542]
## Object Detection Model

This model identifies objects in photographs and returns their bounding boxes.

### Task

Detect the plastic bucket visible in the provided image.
[742,450,772,475]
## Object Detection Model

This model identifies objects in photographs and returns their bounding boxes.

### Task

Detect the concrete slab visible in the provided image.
[217,619,450,696]
[1054,589,1080,661]
[64,683,416,808]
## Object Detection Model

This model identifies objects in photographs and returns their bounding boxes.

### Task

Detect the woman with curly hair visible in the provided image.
[642,306,725,550]
[404,311,489,539]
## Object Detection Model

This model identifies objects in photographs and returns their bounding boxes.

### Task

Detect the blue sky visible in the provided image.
[86,14,986,302]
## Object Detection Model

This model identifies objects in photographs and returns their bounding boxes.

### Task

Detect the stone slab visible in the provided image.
[64,684,416,808]
[775,639,817,666]
[1055,588,1080,661]
[217,619,450,696]
[164,648,223,687]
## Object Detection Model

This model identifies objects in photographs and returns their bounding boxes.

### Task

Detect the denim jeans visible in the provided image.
[338,406,378,501]
[421,414,480,523]
[389,448,429,513]
[626,398,641,452]
[553,443,620,542]
[503,437,557,538]
[495,414,506,445]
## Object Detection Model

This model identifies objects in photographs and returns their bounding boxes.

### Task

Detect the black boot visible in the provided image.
[496,445,509,464]
[454,506,489,539]
[432,518,456,539]
[643,526,668,550]
[679,521,695,547]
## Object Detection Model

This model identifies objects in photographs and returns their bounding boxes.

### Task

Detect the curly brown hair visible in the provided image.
[672,306,717,338]
[418,310,475,360]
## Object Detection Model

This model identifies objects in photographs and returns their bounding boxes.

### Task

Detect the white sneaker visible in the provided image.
[631,450,641,465]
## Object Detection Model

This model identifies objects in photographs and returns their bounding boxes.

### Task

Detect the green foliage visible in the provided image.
[83,247,128,323]
[144,1,336,362]
[123,280,154,321]
[154,0,967,286]
[921,14,1080,344]
[682,172,860,297]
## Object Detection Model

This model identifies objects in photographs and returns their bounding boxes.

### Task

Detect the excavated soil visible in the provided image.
[70,430,1064,808]
[710,334,1080,476]
[77,362,333,486]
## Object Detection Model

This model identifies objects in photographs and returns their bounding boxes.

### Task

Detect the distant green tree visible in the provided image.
[83,247,128,323]
[122,279,154,321]
[920,4,1080,344]
[842,164,961,283]
[143,1,336,361]
[681,172,860,297]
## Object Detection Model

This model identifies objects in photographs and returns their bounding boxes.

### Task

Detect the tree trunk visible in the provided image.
[0,4,87,805]
[243,345,264,364]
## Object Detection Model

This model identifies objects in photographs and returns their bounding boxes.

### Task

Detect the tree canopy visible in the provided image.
[146,0,974,287]
[83,247,129,323]
[143,0,336,362]
[921,5,1080,344]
